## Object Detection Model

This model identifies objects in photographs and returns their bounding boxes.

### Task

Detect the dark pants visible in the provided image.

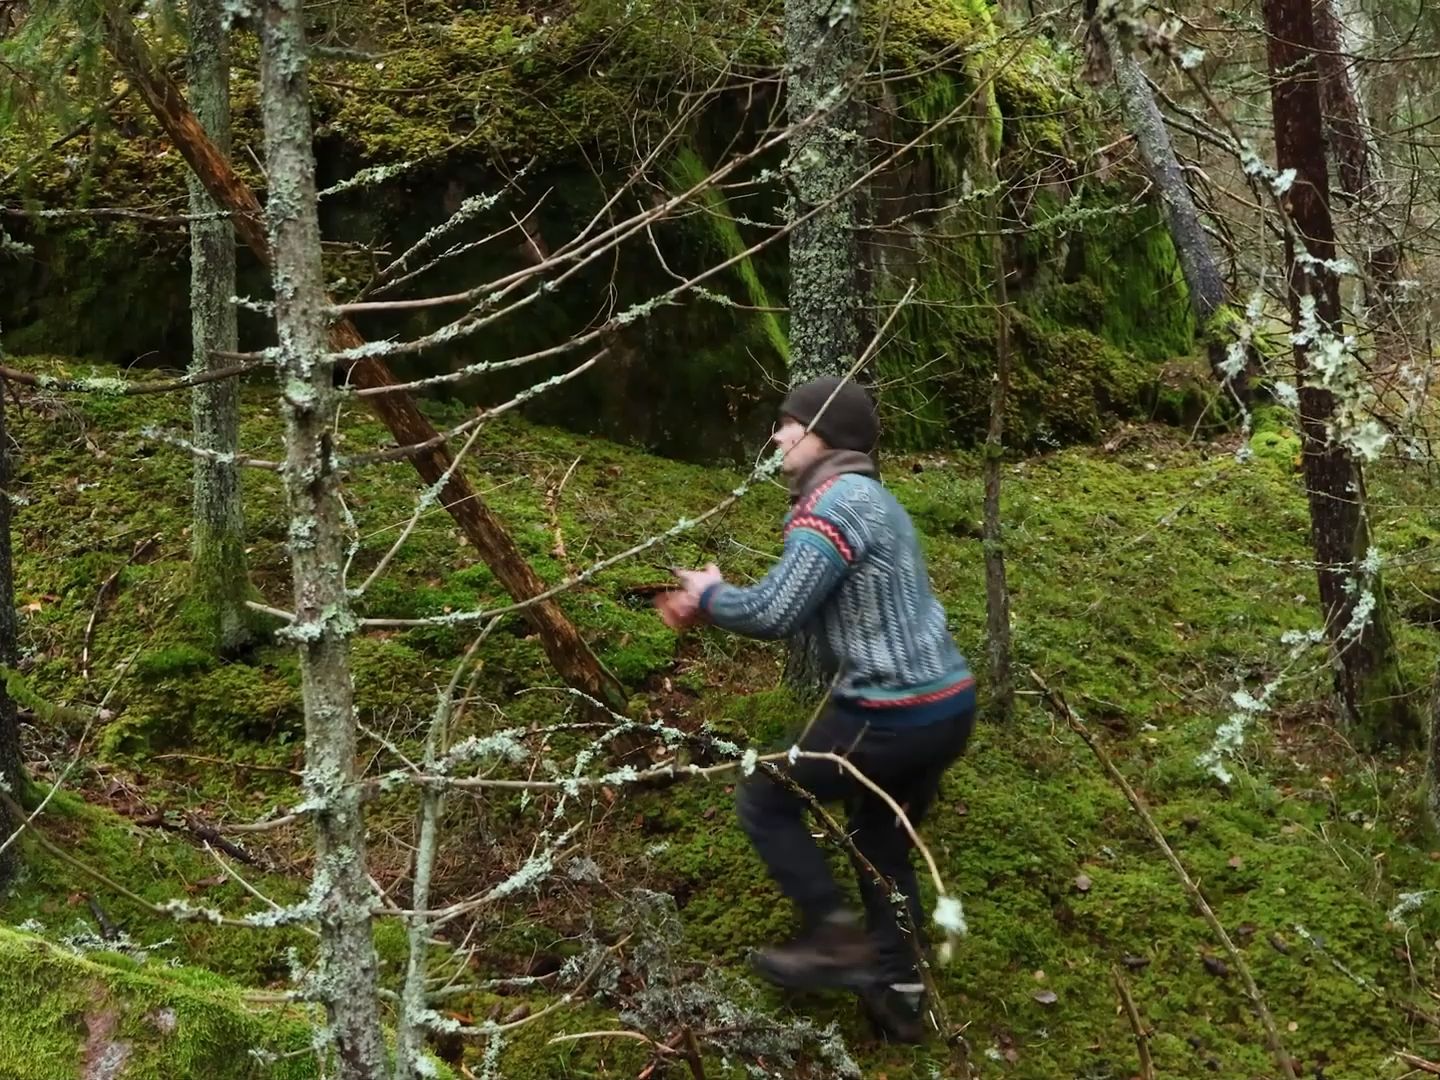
[736,695,974,982]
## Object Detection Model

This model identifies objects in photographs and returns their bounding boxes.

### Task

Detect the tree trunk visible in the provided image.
[0,380,24,890]
[100,7,626,713]
[980,106,1013,723]
[256,4,385,1075]
[1105,30,1249,399]
[1312,0,1405,372]
[784,0,864,385]
[1428,664,1440,831]
[185,0,251,655]
[783,0,865,695]
[1263,0,1419,748]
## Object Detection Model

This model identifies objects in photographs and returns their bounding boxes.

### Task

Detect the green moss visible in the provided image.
[0,925,316,1080]
[8,354,1440,1077]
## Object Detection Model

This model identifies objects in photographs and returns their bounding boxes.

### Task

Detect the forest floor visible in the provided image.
[3,356,1440,1079]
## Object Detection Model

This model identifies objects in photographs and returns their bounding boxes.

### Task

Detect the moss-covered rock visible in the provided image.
[1,0,1197,458]
[0,925,317,1080]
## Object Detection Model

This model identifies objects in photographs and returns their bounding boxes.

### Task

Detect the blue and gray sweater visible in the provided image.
[700,455,974,721]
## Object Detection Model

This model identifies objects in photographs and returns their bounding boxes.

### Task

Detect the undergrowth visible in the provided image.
[1,357,1438,1077]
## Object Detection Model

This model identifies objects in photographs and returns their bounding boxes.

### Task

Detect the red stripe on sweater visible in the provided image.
[856,677,976,709]
[785,514,854,562]
[798,476,840,514]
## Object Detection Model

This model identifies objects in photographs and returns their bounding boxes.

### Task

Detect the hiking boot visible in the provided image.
[858,981,929,1044]
[750,910,881,992]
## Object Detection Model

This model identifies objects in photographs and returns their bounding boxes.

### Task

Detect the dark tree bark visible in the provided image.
[257,2,384,1074]
[99,6,626,713]
[1263,0,1419,748]
[185,0,251,654]
[0,380,24,889]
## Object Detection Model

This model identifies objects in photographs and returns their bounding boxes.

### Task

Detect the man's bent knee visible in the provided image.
[736,773,801,836]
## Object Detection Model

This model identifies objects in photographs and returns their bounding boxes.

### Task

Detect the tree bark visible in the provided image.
[1312,0,1405,369]
[1428,663,1440,830]
[1105,31,1249,399]
[980,106,1013,723]
[1263,0,1418,748]
[784,0,864,385]
[257,4,384,1075]
[100,7,625,712]
[782,0,866,695]
[0,380,24,890]
[185,0,251,654]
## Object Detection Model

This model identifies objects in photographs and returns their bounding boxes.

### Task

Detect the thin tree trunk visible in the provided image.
[1263,0,1419,748]
[0,380,24,890]
[783,0,865,695]
[980,96,1013,722]
[1312,0,1405,371]
[99,7,625,712]
[1427,664,1440,831]
[185,0,250,654]
[784,0,864,385]
[1105,30,1249,400]
[256,3,384,1075]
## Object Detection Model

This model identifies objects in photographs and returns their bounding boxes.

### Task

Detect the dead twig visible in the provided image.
[1398,1050,1440,1075]
[154,752,302,776]
[82,534,160,680]
[1031,669,1297,1080]
[133,811,264,868]
[547,455,582,570]
[1113,965,1155,1080]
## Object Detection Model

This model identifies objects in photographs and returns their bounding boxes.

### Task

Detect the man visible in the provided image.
[659,375,976,1043]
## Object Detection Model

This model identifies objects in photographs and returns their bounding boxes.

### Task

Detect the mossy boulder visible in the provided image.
[0,925,316,1079]
[1,0,1197,459]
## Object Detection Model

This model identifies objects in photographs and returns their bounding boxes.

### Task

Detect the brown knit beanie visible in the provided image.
[780,376,880,453]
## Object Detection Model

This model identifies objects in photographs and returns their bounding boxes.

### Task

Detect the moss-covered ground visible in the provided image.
[2,358,1439,1077]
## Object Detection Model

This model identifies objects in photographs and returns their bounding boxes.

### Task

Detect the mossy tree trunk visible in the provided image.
[1103,28,1248,400]
[0,380,25,889]
[185,0,251,655]
[99,3,626,714]
[1263,0,1419,749]
[257,3,384,1075]
[784,0,864,385]
[783,0,866,694]
[980,98,1014,723]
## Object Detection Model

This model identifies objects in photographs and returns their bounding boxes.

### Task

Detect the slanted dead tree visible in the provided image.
[1086,14,1248,401]
[97,4,626,712]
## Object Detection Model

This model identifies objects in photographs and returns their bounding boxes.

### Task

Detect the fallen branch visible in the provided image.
[133,810,263,868]
[1113,965,1155,1080]
[1030,670,1297,1080]
[1399,1050,1440,1076]
[0,360,266,396]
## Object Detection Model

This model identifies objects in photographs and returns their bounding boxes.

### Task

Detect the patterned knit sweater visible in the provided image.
[700,468,974,715]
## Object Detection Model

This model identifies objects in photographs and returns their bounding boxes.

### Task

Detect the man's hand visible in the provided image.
[675,563,723,599]
[654,589,702,630]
